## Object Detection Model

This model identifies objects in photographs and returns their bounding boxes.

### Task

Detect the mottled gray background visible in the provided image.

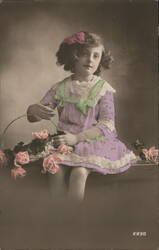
[0,0,158,249]
[0,0,158,149]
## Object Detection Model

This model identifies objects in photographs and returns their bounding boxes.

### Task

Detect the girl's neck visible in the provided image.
[72,73,94,82]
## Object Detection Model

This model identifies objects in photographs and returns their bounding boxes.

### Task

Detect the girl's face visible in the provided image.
[74,45,103,77]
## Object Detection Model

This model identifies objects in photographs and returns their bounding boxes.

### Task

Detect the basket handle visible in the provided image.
[0,113,58,149]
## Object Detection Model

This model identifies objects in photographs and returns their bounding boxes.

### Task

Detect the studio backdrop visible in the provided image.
[0,0,157,149]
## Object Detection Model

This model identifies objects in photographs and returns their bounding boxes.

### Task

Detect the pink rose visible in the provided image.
[11,167,26,179]
[42,155,62,174]
[148,147,159,163]
[142,149,149,160]
[15,151,30,165]
[57,144,73,155]
[148,147,158,157]
[32,129,49,139]
[142,146,159,163]
[63,31,86,44]
[0,150,7,168]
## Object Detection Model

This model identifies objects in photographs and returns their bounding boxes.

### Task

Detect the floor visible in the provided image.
[0,163,158,250]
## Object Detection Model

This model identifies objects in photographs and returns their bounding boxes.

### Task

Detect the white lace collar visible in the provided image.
[71,74,101,87]
[64,75,102,100]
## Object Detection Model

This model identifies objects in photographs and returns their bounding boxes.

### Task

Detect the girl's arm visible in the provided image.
[95,90,117,138]
[76,90,117,142]
[27,87,58,122]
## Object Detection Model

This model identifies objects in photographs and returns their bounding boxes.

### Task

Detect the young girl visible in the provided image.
[27,31,137,203]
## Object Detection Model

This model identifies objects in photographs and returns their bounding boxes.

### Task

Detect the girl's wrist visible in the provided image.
[76,127,103,143]
[76,133,87,143]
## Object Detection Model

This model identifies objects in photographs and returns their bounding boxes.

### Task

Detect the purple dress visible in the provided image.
[41,75,137,175]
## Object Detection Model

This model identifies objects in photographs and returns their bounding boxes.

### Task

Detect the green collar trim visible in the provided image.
[54,79,105,114]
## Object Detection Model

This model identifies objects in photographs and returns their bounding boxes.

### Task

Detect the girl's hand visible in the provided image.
[53,132,78,146]
[27,103,55,122]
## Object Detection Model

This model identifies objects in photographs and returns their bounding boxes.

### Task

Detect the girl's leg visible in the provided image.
[48,165,68,201]
[68,167,90,203]
[48,166,71,225]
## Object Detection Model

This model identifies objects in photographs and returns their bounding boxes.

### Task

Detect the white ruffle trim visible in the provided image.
[99,81,116,95]
[97,119,115,132]
[54,151,137,170]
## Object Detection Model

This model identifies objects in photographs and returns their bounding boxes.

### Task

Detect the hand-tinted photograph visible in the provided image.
[0,0,158,249]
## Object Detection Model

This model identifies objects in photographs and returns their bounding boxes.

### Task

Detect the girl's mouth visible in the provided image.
[84,65,92,68]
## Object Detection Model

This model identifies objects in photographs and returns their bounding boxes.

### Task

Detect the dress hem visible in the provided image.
[58,159,138,175]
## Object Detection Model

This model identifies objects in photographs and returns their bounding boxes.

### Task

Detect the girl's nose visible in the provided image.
[87,54,93,63]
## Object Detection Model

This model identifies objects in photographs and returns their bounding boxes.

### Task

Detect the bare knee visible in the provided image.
[68,167,90,202]
[48,165,67,182]
[48,166,68,200]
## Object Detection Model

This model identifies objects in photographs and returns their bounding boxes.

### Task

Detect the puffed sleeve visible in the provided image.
[40,84,59,109]
[95,90,117,138]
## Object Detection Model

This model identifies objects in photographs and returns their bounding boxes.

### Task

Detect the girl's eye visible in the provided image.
[94,54,100,58]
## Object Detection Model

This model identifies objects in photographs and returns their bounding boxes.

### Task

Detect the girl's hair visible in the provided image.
[56,31,113,75]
